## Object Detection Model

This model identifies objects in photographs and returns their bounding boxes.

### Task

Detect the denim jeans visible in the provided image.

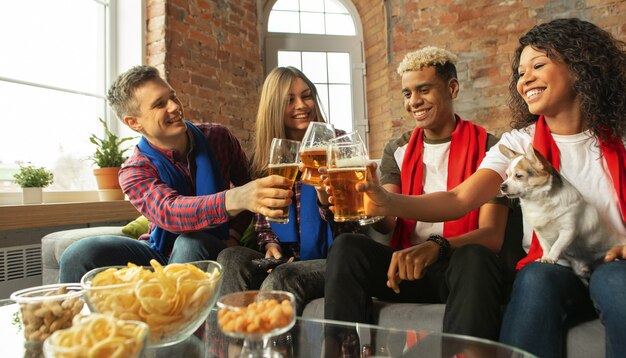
[217,246,326,315]
[500,261,626,358]
[59,232,228,283]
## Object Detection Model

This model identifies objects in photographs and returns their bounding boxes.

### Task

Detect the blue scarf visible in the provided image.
[269,184,333,260]
[137,121,228,255]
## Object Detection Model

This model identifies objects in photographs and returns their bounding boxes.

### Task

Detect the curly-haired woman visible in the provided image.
[350,18,626,357]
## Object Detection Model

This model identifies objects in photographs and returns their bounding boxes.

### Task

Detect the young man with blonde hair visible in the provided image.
[323,47,515,346]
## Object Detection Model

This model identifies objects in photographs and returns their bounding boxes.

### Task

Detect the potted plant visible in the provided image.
[90,118,135,200]
[13,163,54,204]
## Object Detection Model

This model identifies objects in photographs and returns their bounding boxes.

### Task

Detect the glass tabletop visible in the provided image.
[0,298,535,357]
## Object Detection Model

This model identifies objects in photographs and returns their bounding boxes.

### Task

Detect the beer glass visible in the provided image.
[327,132,382,225]
[326,142,368,222]
[267,138,301,223]
[299,122,335,186]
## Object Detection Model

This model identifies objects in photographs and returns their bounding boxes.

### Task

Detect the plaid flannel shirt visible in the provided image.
[119,123,252,251]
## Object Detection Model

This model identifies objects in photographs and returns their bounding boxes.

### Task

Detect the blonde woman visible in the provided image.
[218,67,360,313]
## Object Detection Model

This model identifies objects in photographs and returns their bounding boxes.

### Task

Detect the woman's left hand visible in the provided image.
[604,245,626,261]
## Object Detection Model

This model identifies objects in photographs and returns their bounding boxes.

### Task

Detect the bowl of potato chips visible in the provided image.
[43,313,149,358]
[217,290,295,357]
[80,260,223,348]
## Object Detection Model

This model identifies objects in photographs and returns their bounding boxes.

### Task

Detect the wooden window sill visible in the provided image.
[0,201,140,231]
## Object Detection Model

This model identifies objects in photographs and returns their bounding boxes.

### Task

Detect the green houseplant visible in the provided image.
[90,118,135,200]
[13,163,54,204]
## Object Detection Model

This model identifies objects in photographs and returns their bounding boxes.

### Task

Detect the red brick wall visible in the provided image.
[146,0,626,157]
[146,0,263,148]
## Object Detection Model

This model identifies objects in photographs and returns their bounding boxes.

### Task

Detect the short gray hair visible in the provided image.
[107,65,162,121]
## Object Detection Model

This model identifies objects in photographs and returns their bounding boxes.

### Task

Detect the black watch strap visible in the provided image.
[426,234,451,260]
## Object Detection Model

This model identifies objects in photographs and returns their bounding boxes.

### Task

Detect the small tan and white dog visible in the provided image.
[498,143,623,280]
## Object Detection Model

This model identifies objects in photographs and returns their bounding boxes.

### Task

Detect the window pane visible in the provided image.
[325,0,350,13]
[315,84,330,123]
[325,14,356,36]
[327,53,351,84]
[302,52,327,83]
[300,12,325,35]
[268,11,300,33]
[329,84,353,132]
[300,0,324,12]
[278,51,302,69]
[0,0,105,95]
[273,0,299,11]
[0,81,107,191]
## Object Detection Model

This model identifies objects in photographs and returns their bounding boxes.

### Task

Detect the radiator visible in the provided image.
[0,244,42,299]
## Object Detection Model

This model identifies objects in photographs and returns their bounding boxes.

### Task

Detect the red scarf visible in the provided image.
[516,115,626,269]
[390,116,488,249]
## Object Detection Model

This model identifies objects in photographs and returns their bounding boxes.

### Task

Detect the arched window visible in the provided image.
[264,0,368,147]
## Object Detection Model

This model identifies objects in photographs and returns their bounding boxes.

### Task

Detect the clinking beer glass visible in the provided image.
[326,142,368,222]
[299,122,336,186]
[328,132,382,225]
[267,138,301,223]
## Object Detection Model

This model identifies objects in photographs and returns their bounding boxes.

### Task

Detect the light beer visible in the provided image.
[267,163,299,223]
[300,148,327,186]
[327,167,367,222]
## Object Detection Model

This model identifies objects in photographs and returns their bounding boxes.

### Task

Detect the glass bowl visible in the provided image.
[80,260,223,347]
[10,283,84,343]
[43,313,149,358]
[217,290,296,358]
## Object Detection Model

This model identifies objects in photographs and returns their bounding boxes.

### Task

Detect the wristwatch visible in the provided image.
[426,234,451,260]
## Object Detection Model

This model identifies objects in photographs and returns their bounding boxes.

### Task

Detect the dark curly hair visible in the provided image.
[508,18,626,141]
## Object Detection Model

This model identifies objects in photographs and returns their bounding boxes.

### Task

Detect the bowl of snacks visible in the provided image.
[80,259,223,347]
[43,313,149,358]
[10,283,84,343]
[217,290,295,357]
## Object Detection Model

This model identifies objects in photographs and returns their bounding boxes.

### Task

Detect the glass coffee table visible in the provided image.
[0,298,535,357]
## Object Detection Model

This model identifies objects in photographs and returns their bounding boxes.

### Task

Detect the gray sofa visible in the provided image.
[41,226,605,357]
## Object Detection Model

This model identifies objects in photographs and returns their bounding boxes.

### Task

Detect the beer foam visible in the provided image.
[331,156,367,168]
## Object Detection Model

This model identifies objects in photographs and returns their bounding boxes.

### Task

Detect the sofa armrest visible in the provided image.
[41,226,129,284]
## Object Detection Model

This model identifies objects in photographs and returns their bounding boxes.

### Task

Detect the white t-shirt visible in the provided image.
[394,141,449,245]
[478,124,626,254]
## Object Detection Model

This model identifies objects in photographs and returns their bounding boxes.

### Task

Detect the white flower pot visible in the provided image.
[22,187,43,204]
[98,188,125,201]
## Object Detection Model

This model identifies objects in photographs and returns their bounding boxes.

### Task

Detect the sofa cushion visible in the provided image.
[121,215,150,239]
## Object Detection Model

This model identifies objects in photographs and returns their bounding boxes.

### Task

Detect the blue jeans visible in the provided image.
[500,261,626,358]
[59,232,228,283]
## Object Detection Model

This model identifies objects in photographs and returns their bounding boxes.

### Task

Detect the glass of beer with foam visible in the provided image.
[267,138,301,223]
[328,132,382,225]
[326,142,368,222]
[299,122,335,186]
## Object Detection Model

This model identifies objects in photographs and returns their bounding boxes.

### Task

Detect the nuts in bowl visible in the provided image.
[10,283,84,342]
[43,313,149,358]
[80,259,222,347]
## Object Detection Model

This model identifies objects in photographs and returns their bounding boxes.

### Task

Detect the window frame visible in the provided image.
[263,0,369,149]
[0,0,144,204]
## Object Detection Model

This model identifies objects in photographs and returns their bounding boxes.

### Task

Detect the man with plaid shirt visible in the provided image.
[59,65,293,283]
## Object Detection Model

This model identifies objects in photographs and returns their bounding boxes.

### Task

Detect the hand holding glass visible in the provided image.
[299,122,335,186]
[326,142,369,222]
[267,138,300,224]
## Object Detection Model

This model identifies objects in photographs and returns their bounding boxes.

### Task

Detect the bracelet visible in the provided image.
[426,234,451,260]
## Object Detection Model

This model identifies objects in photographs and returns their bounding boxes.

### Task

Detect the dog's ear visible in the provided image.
[527,144,553,173]
[499,144,518,159]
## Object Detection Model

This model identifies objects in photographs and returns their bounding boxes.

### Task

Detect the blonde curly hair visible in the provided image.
[397,46,458,80]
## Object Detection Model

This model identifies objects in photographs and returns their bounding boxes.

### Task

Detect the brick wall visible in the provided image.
[146,0,625,157]
[146,0,263,149]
